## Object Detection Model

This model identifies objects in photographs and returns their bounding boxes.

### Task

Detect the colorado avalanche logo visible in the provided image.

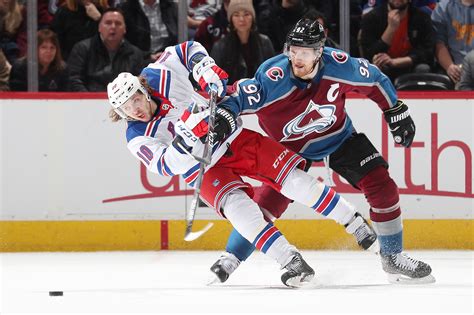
[281,101,337,142]
[266,67,284,81]
[331,51,348,64]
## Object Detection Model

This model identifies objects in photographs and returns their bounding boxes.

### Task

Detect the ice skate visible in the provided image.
[281,252,315,288]
[209,252,241,284]
[345,212,379,253]
[381,252,435,284]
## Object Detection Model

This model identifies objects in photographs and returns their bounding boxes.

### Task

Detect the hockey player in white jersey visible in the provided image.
[107,41,378,287]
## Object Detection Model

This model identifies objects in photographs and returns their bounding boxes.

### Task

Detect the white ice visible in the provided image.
[1,250,472,314]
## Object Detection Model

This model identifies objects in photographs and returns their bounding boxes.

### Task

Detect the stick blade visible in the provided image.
[184,222,214,242]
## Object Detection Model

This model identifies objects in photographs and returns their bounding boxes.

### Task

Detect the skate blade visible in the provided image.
[387,273,436,285]
[207,276,223,286]
[284,274,315,288]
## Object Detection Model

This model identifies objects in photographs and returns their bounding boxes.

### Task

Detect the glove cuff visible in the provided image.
[216,107,237,133]
[188,52,206,71]
[384,101,410,124]
[192,56,215,82]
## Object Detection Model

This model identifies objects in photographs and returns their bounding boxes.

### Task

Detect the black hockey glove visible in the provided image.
[204,107,237,143]
[383,100,416,148]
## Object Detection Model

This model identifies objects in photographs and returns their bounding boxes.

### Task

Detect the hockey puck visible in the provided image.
[49,291,63,296]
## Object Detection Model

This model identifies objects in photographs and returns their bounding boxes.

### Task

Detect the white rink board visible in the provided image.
[0,97,472,220]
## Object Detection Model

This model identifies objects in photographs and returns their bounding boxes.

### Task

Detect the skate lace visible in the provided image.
[285,254,303,274]
[393,253,419,271]
[354,224,370,242]
[219,253,240,274]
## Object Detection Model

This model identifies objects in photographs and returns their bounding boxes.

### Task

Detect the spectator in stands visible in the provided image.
[194,0,230,52]
[0,0,22,64]
[119,0,178,61]
[211,0,274,84]
[359,0,434,82]
[52,0,110,60]
[432,0,474,85]
[16,0,53,58]
[303,9,340,49]
[188,0,219,39]
[67,8,144,92]
[0,48,10,90]
[308,0,362,56]
[10,29,70,91]
[361,0,438,16]
[458,50,474,90]
[258,0,307,53]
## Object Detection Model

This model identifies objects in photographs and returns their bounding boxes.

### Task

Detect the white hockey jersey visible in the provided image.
[124,41,242,187]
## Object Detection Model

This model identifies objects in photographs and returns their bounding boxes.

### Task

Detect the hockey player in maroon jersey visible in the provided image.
[210,18,435,284]
[107,41,380,287]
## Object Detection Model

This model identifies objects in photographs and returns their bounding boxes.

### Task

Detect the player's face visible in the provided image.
[120,92,156,122]
[288,46,319,78]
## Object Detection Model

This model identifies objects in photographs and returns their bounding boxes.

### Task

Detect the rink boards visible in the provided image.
[0,92,472,251]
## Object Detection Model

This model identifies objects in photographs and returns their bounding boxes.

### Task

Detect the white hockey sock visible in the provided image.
[222,189,296,267]
[281,169,355,225]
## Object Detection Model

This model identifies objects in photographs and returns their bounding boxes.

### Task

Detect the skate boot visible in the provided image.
[281,252,315,288]
[381,252,435,284]
[345,212,379,252]
[209,252,241,283]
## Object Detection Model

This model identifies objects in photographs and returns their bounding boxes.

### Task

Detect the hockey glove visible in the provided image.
[192,55,228,97]
[180,101,211,140]
[174,119,200,149]
[383,100,416,148]
[213,107,237,142]
[181,103,237,143]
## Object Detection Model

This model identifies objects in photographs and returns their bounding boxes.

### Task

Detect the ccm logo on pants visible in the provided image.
[273,149,290,169]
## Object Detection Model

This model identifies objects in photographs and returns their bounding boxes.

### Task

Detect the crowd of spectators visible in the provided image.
[0,0,472,91]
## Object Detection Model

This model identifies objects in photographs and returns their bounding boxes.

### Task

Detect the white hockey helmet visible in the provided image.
[107,72,150,119]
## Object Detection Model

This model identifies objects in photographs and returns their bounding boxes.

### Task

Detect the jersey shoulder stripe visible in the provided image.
[145,115,161,137]
[126,116,162,142]
[141,67,172,100]
[175,41,193,70]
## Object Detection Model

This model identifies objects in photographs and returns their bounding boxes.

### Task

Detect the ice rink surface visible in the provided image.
[1,250,472,314]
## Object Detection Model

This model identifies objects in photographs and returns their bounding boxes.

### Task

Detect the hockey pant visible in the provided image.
[199,129,357,265]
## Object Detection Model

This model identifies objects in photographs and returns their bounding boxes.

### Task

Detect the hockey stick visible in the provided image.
[184,86,218,242]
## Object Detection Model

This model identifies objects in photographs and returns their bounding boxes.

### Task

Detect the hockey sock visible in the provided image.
[357,166,403,255]
[222,189,296,266]
[280,168,356,225]
[225,228,255,262]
